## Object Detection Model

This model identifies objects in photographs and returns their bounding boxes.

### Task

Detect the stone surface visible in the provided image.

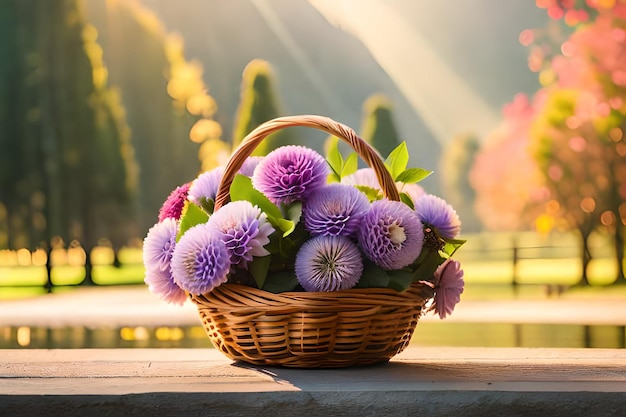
[1,347,625,416]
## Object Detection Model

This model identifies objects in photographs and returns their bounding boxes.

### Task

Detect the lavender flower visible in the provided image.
[207,200,275,269]
[295,235,363,292]
[358,199,424,270]
[142,218,186,304]
[144,268,187,305]
[239,156,264,177]
[188,167,224,207]
[158,183,190,222]
[252,145,328,204]
[430,259,464,319]
[143,218,178,272]
[170,223,231,295]
[414,194,461,239]
[303,183,369,237]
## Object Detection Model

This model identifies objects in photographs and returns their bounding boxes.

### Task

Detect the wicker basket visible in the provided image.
[191,115,435,368]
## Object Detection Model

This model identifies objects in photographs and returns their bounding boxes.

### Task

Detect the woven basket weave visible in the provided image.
[191,115,434,368]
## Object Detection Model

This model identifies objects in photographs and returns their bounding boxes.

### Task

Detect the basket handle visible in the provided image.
[214,115,400,211]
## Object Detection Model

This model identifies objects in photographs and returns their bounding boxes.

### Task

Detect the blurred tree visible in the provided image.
[469,94,548,232]
[439,132,482,233]
[86,0,215,232]
[360,94,401,158]
[528,3,626,284]
[232,59,294,155]
[0,0,138,285]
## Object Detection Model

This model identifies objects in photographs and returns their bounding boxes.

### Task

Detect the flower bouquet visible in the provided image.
[143,115,465,368]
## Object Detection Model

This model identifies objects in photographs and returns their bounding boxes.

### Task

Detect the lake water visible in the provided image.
[2,322,624,349]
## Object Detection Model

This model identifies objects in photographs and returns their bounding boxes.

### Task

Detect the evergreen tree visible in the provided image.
[232,59,295,155]
[440,133,482,233]
[0,0,138,285]
[360,94,401,158]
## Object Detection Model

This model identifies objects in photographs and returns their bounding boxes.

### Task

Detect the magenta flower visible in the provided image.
[170,223,231,295]
[144,268,187,305]
[207,200,275,269]
[143,218,178,273]
[358,199,424,270]
[188,167,224,207]
[414,194,461,239]
[430,259,464,319]
[158,183,190,222]
[303,183,369,237]
[252,145,328,204]
[295,235,363,292]
[239,156,264,177]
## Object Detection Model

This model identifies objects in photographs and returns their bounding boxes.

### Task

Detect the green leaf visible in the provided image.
[384,142,409,180]
[262,270,299,293]
[249,255,271,289]
[341,152,359,178]
[356,261,390,288]
[176,201,209,241]
[230,174,282,220]
[395,167,433,184]
[386,269,416,292]
[273,217,295,237]
[325,136,343,181]
[355,185,383,202]
[442,238,466,258]
[399,192,414,209]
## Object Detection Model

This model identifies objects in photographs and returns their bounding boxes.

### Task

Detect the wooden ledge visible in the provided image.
[1,347,625,416]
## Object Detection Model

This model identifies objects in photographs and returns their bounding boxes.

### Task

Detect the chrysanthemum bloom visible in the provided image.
[188,167,224,207]
[295,235,363,292]
[239,156,264,177]
[358,199,424,270]
[144,268,187,305]
[252,145,328,204]
[170,223,231,295]
[414,194,461,239]
[143,218,178,272]
[303,183,370,237]
[207,200,275,269]
[158,183,190,222]
[430,259,464,319]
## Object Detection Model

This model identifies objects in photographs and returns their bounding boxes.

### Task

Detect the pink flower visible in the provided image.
[430,259,464,319]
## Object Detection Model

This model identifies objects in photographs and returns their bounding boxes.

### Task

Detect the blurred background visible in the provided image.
[0,0,625,348]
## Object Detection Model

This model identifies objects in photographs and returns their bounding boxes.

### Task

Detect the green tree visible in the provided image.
[232,59,294,155]
[0,0,138,285]
[440,133,482,233]
[360,94,402,158]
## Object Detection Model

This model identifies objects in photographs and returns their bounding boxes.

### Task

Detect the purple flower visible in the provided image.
[239,156,264,177]
[207,200,275,269]
[430,259,464,319]
[158,183,190,222]
[358,200,424,270]
[144,268,187,305]
[143,218,178,272]
[303,183,370,237]
[252,145,328,204]
[142,218,186,304]
[170,223,231,295]
[414,194,461,239]
[295,235,363,292]
[188,167,224,207]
